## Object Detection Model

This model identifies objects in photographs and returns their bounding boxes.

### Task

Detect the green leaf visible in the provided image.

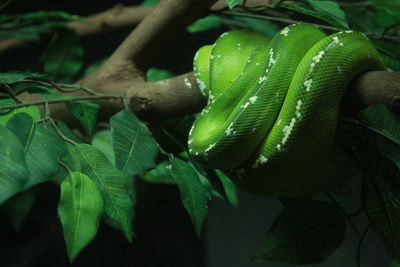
[226,0,243,9]
[69,144,134,242]
[0,126,30,205]
[373,40,400,61]
[57,121,82,143]
[58,172,104,263]
[0,71,50,84]
[2,190,35,230]
[187,15,222,33]
[0,22,67,41]
[380,53,400,71]
[6,112,36,153]
[169,155,210,237]
[146,67,175,82]
[215,170,238,207]
[111,110,158,177]
[66,100,99,136]
[359,105,400,144]
[141,161,176,184]
[233,16,279,38]
[0,106,40,125]
[374,8,400,27]
[23,125,62,189]
[0,11,86,23]
[141,0,160,6]
[306,0,348,28]
[91,130,115,165]
[344,7,383,34]
[43,28,84,81]
[254,200,345,264]
[279,1,349,29]
[364,177,400,259]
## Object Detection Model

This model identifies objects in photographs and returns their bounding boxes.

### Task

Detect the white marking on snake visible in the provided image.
[237,43,242,50]
[165,164,172,170]
[296,100,302,110]
[188,139,193,145]
[313,50,325,63]
[220,32,228,38]
[277,144,281,151]
[210,55,214,60]
[281,27,290,37]
[217,55,221,58]
[269,48,276,67]
[281,117,297,145]
[337,66,342,73]
[252,127,257,132]
[205,142,216,153]
[252,155,268,169]
[258,76,267,84]
[189,125,194,136]
[339,42,344,46]
[333,36,339,44]
[304,79,313,92]
[296,111,301,118]
[241,102,250,109]
[256,62,260,66]
[277,119,282,125]
[249,95,258,104]
[259,155,268,164]
[225,122,234,136]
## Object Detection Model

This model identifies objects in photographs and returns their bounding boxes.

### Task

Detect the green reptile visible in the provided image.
[188,24,385,196]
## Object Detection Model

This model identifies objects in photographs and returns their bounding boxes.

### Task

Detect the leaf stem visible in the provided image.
[0,94,126,111]
[48,116,78,146]
[0,81,24,104]
[58,157,73,177]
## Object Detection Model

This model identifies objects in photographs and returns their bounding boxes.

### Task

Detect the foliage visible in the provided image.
[0,0,400,265]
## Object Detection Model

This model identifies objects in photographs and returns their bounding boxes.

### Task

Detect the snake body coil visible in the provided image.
[188,24,385,196]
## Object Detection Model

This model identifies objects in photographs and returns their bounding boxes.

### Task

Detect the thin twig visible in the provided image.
[15,79,101,96]
[381,22,400,39]
[48,116,78,146]
[0,94,126,111]
[346,207,364,219]
[58,157,73,177]
[326,192,364,239]
[217,10,342,31]
[0,82,24,104]
[153,137,170,157]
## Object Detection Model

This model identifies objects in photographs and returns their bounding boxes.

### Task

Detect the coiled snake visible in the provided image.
[188,24,385,196]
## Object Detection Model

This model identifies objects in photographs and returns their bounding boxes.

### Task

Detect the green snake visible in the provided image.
[188,24,385,196]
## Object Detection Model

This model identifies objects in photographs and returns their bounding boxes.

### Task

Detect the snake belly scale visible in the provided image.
[188,24,385,196]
